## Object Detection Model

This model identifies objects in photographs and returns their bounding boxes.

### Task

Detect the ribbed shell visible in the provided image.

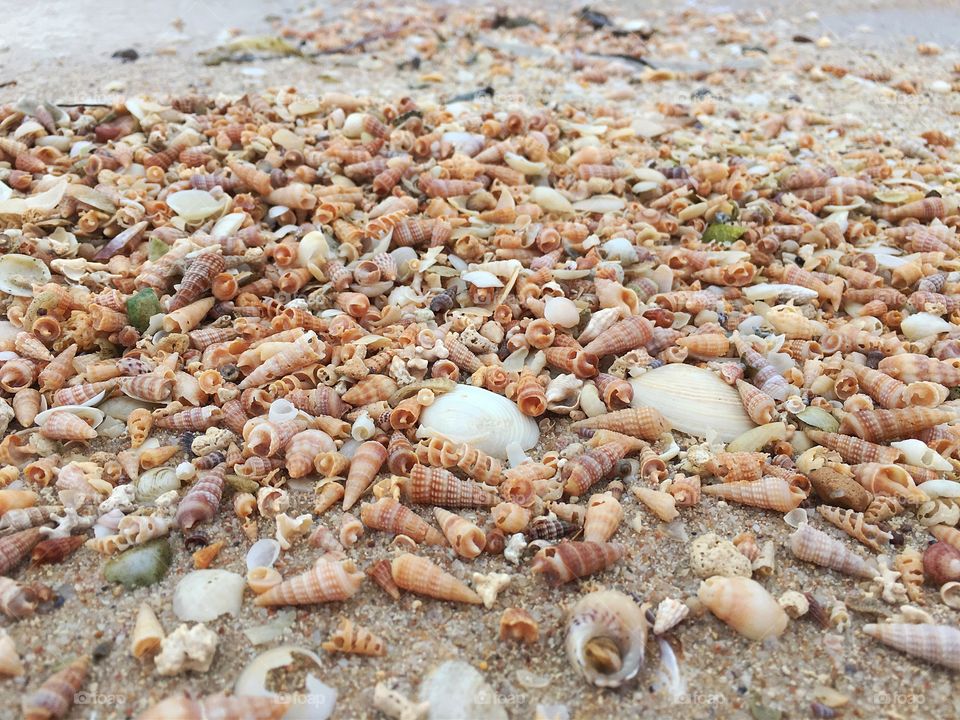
[531,541,624,587]
[0,527,42,574]
[239,336,324,390]
[342,375,397,405]
[255,558,364,606]
[168,252,226,311]
[838,408,954,443]
[40,411,98,442]
[816,505,891,552]
[175,464,225,531]
[562,442,628,497]
[581,315,654,358]
[390,553,482,603]
[286,386,348,418]
[155,406,222,431]
[433,507,486,558]
[22,655,90,720]
[572,407,670,441]
[30,536,85,566]
[322,618,386,656]
[565,590,646,688]
[527,516,579,541]
[366,558,401,600]
[343,440,388,510]
[360,497,445,545]
[403,465,496,507]
[0,506,57,535]
[284,429,334,478]
[804,429,902,464]
[120,373,174,403]
[788,523,878,579]
[387,432,417,476]
[863,623,960,671]
[583,492,623,543]
[702,476,805,512]
[0,576,38,618]
[735,380,776,425]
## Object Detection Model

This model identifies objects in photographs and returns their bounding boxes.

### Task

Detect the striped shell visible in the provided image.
[562,442,628,497]
[565,590,646,688]
[0,527,42,574]
[863,623,960,671]
[22,655,90,720]
[322,618,386,656]
[531,541,624,587]
[838,408,955,443]
[702,476,805,512]
[360,497,445,545]
[175,464,225,531]
[402,465,496,507]
[390,552,482,604]
[788,523,878,579]
[433,507,486,558]
[255,558,364,606]
[343,440,388,510]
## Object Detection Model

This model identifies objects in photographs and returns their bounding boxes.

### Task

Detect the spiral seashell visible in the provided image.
[0,576,39,618]
[863,495,904,524]
[155,406,222,432]
[390,552,482,604]
[0,628,23,677]
[21,655,90,720]
[838,408,954,443]
[492,501,531,533]
[562,441,629,497]
[929,524,960,553]
[532,541,624,587]
[922,542,960,586]
[702,476,805,513]
[361,497,444,545]
[788,523,878,579]
[0,488,39,515]
[138,693,289,720]
[632,485,680,522]
[526,516,578,542]
[653,597,690,635]
[342,374,397,405]
[339,513,363,548]
[895,548,925,604]
[239,334,325,390]
[704,452,767,483]
[30,536,84,566]
[581,315,654,358]
[804,429,901,465]
[499,607,539,644]
[565,590,645,687]
[314,481,345,515]
[175,464,225,531]
[583,492,623,543]
[863,623,960,671]
[126,408,153,449]
[852,463,927,503]
[0,506,57,535]
[37,345,78,393]
[403,464,497,507]
[698,576,789,641]
[816,505,891,552]
[543,346,599,378]
[168,251,226,311]
[387,432,417,475]
[40,410,98,442]
[366,558,401,600]
[878,353,960,385]
[322,618,386,656]
[735,380,776,425]
[121,372,174,403]
[0,527,42,574]
[343,440,388,510]
[12,388,41,428]
[434,507,486,558]
[255,557,364,606]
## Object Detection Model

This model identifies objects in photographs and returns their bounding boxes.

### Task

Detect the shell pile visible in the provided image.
[3,1,960,718]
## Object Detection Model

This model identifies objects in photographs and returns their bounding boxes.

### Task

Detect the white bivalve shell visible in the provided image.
[236,645,337,720]
[166,190,226,223]
[417,384,539,459]
[0,254,53,297]
[461,270,503,288]
[172,570,245,622]
[901,312,956,341]
[630,364,756,441]
[543,297,580,328]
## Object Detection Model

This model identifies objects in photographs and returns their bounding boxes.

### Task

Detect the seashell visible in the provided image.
[515,370,547,417]
[0,527,42,574]
[531,541,624,587]
[632,486,679,522]
[816,505,891,552]
[416,384,539,459]
[492,501,531,533]
[434,507,486,558]
[361,494,453,546]
[630,364,753,441]
[175,464,226,531]
[702,476,805,512]
[582,315,654,358]
[286,386,348,418]
[794,406,840,433]
[403,464,496,507]
[322,618,386,656]
[342,374,397,405]
[565,590,646,687]
[12,388,42,427]
[923,542,960,586]
[704,451,766,483]
[698,576,789,640]
[788,523,878,579]
[0,576,39,618]
[169,251,226,311]
[134,467,180,503]
[390,552,481,604]
[895,548,925,604]
[366,558,401,600]
[653,598,690,635]
[166,189,226,222]
[891,439,952,472]
[838,408,954,443]
[131,602,165,659]
[562,442,629,497]
[277,513,313,551]
[0,628,23,677]
[343,440,388,510]
[736,380,776,425]
[103,539,172,588]
[255,558,364,606]
[120,373,174,403]
[21,655,90,720]
[285,429,335,478]
[0,254,52,297]
[314,482,345,515]
[30,536,84,565]
[852,463,927,503]
[248,567,284,595]
[573,407,670,442]
[929,524,960,552]
[863,623,960,671]
[154,406,222,432]
[499,607,539,644]
[39,409,98,442]
[138,694,289,720]
[805,429,901,465]
[583,492,622,543]
[941,582,960,609]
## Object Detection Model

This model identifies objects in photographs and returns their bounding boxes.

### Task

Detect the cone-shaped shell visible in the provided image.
[403,464,496,507]
[630,364,753,441]
[572,407,671,442]
[38,345,77,393]
[863,623,960,671]
[532,541,624,587]
[0,628,23,677]
[583,492,623,543]
[562,442,628,497]
[390,553,482,604]
[366,558,401,600]
[138,693,289,720]
[343,440,388,510]
[120,373,174,403]
[702,476,805,513]
[239,334,324,390]
[131,602,164,659]
[698,576,788,641]
[12,389,41,428]
[322,618,386,656]
[168,252,226,311]
[22,655,90,720]
[788,523,878,579]
[805,429,902,465]
[40,411,98,442]
[286,386,348,418]
[0,527,42,574]
[175,464,225,531]
[581,315,654,358]
[285,429,335,478]
[838,408,954,443]
[735,380,776,425]
[255,558,364,606]
[0,576,38,618]
[434,507,486,558]
[565,590,646,688]
[387,432,417,475]
[360,497,445,545]
[342,375,398,405]
[162,296,215,333]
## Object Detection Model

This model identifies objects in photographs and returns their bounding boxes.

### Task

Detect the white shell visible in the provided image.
[35,404,104,428]
[630,364,756,441]
[0,254,53,297]
[543,297,580,328]
[298,230,331,269]
[573,195,626,214]
[235,645,337,720]
[504,152,547,176]
[417,384,539,459]
[461,270,504,288]
[166,190,225,223]
[901,312,955,340]
[916,479,960,499]
[891,439,953,471]
[134,467,180,502]
[0,177,67,216]
[246,539,282,570]
[172,570,245,622]
[268,398,299,424]
[742,283,819,302]
[212,212,246,240]
[529,187,574,214]
[602,238,639,263]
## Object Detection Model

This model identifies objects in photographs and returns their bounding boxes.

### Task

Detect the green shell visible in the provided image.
[104,538,172,588]
[125,288,163,331]
[794,406,840,433]
[701,223,747,245]
[147,236,170,262]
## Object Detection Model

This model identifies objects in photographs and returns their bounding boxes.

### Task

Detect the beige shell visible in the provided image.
[433,507,486,558]
[816,505,892,552]
[702,476,805,513]
[321,618,386,656]
[863,623,960,671]
[0,628,23,677]
[630,364,755,441]
[131,602,164,659]
[583,492,623,543]
[254,558,364,606]
[788,523,879,579]
[565,590,646,687]
[698,576,789,640]
[390,552,482,604]
[652,597,690,635]
[631,486,679,522]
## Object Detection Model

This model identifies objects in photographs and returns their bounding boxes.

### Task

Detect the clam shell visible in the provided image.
[630,364,755,441]
[166,190,226,223]
[417,384,538,459]
[134,467,180,503]
[0,254,52,297]
[172,569,245,622]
